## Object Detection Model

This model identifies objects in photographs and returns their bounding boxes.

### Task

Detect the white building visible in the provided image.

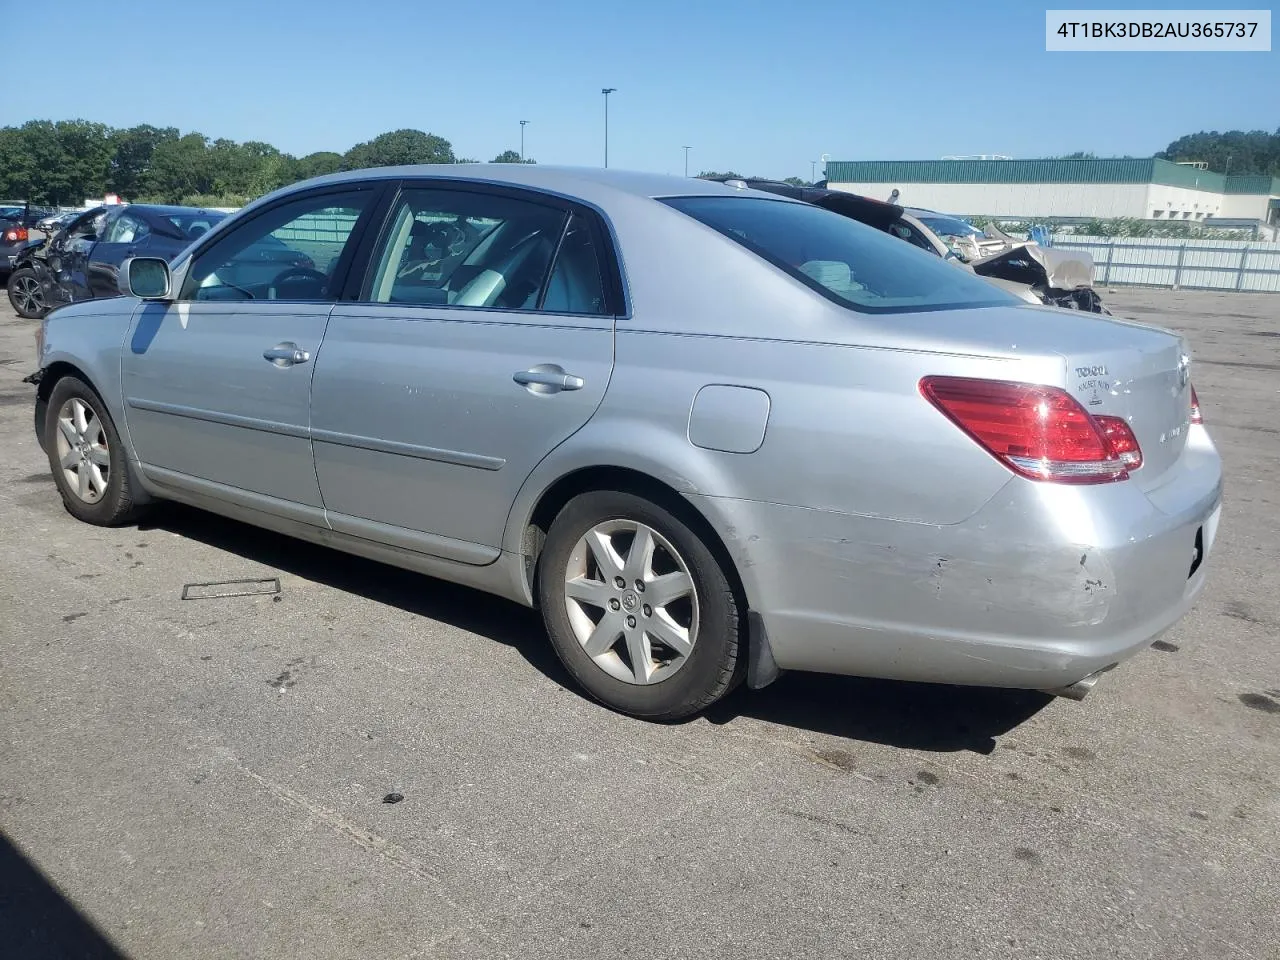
[824,158,1280,227]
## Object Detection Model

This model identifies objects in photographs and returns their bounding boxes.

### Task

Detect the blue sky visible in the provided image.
[4,0,1275,179]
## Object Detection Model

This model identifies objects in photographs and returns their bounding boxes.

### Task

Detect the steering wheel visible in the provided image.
[268,266,329,300]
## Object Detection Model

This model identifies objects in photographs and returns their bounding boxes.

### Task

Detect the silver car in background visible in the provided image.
[28,166,1222,721]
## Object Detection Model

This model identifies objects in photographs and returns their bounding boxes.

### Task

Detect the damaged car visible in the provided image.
[713,178,1108,313]
[27,165,1219,721]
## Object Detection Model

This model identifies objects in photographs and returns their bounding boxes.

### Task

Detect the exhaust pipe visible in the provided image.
[1042,664,1117,701]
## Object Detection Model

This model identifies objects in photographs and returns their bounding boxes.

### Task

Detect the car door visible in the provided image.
[121,183,386,521]
[54,207,109,302]
[311,181,619,563]
[87,209,153,298]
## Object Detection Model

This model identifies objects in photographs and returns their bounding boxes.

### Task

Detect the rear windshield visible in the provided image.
[664,196,1015,314]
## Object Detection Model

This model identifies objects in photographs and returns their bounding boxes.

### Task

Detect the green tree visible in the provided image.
[782,176,810,187]
[49,120,114,203]
[697,170,743,180]
[108,124,179,197]
[145,132,214,202]
[490,150,535,164]
[295,151,344,180]
[343,129,454,169]
[1156,129,1280,175]
[0,125,39,201]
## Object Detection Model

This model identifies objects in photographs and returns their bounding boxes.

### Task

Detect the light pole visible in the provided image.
[519,120,528,162]
[683,146,692,177]
[810,160,816,182]
[601,88,616,167]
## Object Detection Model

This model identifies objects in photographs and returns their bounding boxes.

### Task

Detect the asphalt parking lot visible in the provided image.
[1,288,1277,960]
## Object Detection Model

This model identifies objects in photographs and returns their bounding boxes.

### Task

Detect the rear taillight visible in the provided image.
[1095,415,1142,470]
[1189,384,1202,425]
[920,376,1134,484]
[3,226,27,243]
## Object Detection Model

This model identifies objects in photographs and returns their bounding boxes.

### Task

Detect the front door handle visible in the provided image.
[263,342,310,367]
[513,366,585,393]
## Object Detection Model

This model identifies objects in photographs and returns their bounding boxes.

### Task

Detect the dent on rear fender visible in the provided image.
[704,493,1121,635]
[796,533,1115,628]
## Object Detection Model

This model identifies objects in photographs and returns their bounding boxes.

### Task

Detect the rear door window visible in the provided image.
[664,196,1015,314]
[366,187,567,311]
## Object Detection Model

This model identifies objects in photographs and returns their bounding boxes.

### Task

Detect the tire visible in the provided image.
[537,490,743,720]
[7,267,48,319]
[44,375,141,526]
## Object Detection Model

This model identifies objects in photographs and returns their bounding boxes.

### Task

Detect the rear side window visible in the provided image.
[366,188,567,311]
[663,196,1015,314]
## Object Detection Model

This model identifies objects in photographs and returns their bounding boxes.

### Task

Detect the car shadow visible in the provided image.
[0,832,128,959]
[143,505,1051,754]
[705,675,1051,754]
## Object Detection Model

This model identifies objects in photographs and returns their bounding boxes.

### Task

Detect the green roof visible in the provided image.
[826,158,1230,192]
[1224,175,1280,196]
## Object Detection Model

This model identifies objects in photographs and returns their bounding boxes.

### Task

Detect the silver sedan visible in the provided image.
[28,165,1222,720]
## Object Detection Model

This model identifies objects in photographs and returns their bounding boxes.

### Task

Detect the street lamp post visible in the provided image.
[683,145,691,177]
[810,160,816,182]
[601,88,616,167]
[519,120,528,162]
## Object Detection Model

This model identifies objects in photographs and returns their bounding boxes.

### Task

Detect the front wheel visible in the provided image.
[7,267,48,319]
[44,376,141,526]
[538,490,743,720]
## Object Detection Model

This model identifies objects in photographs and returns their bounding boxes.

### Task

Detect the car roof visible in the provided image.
[125,203,225,217]
[258,164,776,210]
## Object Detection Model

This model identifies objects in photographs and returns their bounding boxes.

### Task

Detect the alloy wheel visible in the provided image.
[11,273,44,314]
[55,397,111,504]
[563,519,699,685]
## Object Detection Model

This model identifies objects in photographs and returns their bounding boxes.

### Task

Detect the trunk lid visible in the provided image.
[875,306,1196,491]
[1061,328,1193,490]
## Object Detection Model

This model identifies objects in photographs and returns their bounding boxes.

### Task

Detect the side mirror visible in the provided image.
[121,256,172,299]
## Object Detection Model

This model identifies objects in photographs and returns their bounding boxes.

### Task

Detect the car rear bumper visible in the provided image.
[694,426,1223,692]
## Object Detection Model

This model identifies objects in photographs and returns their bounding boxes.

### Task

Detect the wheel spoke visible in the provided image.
[88,444,110,467]
[583,612,624,657]
[565,576,612,610]
[625,630,654,683]
[72,399,90,436]
[60,448,79,469]
[57,417,77,446]
[76,465,90,500]
[622,525,655,582]
[645,570,693,608]
[87,463,108,497]
[585,529,624,578]
[646,613,693,658]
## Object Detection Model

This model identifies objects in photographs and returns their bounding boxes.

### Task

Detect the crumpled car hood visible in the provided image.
[970,244,1095,292]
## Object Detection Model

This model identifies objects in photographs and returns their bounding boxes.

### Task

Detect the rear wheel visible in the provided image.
[538,490,742,720]
[7,267,47,319]
[44,376,140,526]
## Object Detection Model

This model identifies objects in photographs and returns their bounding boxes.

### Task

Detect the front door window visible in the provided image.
[181,189,374,302]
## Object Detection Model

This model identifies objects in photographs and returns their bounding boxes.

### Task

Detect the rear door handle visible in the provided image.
[513,367,584,392]
[263,342,310,367]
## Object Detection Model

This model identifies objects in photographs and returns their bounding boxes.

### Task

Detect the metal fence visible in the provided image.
[1051,235,1280,293]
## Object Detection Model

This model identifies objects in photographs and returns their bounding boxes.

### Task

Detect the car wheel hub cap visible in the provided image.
[54,397,110,504]
[563,519,699,685]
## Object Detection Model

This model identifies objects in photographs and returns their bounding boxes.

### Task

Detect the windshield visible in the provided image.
[918,215,984,238]
[663,196,1016,314]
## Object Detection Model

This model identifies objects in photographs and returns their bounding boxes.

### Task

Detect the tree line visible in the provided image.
[3,119,1276,211]
[1155,128,1280,177]
[0,120,535,208]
